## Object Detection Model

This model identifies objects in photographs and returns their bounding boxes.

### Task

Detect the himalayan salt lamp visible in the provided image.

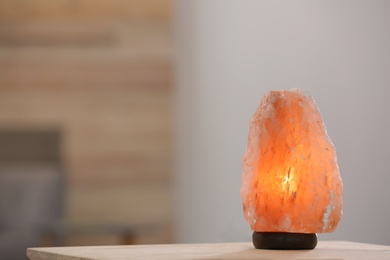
[241,89,342,250]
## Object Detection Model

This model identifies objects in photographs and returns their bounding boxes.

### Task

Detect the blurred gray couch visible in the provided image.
[0,130,65,260]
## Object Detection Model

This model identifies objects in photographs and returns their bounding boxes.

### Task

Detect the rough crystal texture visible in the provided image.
[241,89,342,233]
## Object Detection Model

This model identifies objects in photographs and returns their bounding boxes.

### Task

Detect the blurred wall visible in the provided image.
[0,0,173,245]
[174,1,390,245]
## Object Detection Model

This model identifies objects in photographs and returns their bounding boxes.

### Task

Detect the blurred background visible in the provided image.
[0,1,173,259]
[0,0,390,259]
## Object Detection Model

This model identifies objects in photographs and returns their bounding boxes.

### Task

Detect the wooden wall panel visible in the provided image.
[0,0,172,22]
[0,0,173,245]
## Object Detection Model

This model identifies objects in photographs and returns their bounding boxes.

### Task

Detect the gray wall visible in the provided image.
[174,0,390,245]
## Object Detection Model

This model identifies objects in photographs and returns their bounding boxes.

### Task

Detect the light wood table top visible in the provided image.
[27,241,390,260]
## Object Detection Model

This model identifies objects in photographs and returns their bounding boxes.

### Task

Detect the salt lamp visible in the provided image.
[241,89,342,250]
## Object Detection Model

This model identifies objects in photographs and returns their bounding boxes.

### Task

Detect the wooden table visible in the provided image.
[27,241,390,260]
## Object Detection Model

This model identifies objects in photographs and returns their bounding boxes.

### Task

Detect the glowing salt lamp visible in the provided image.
[241,89,342,250]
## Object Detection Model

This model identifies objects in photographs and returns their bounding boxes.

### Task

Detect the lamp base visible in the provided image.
[252,232,317,250]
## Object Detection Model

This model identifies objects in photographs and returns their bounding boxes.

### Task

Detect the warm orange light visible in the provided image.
[241,89,342,234]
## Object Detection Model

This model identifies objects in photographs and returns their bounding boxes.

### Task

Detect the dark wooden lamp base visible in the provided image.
[252,232,317,250]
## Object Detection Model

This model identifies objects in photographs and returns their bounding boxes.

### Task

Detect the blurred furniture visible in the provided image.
[0,130,64,260]
[27,241,390,260]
